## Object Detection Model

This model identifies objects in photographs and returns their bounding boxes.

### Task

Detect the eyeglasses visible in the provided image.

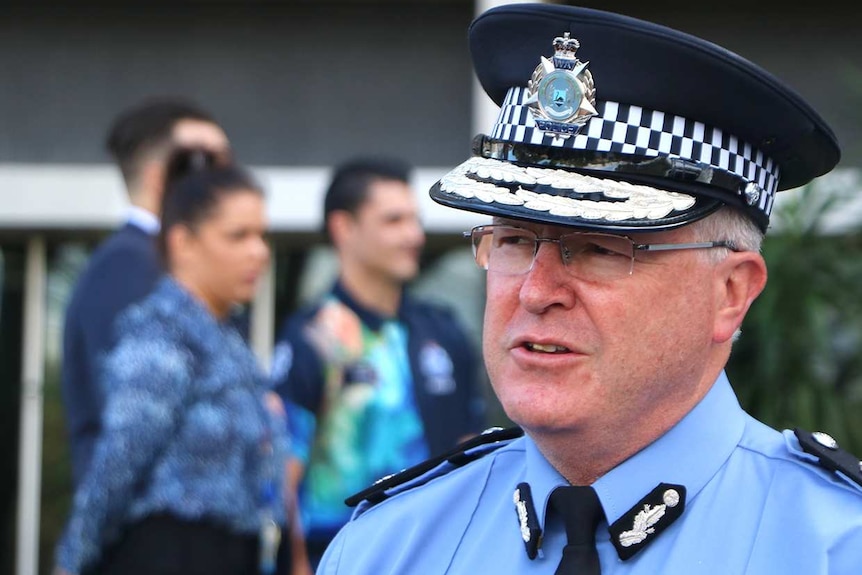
[465,224,740,282]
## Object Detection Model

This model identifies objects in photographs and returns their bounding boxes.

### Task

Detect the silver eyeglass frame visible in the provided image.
[464,224,740,279]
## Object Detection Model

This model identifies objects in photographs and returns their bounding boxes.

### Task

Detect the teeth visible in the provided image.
[525,342,569,353]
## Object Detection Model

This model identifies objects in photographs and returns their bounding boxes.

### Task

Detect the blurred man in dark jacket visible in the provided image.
[61,96,230,487]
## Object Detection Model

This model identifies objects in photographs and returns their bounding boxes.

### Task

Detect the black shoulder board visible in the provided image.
[794,428,862,488]
[345,426,524,507]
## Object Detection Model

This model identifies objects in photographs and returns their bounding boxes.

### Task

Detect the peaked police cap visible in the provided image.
[429,4,840,232]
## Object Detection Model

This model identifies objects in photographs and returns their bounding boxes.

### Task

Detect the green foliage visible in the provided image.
[40,358,73,575]
[727,180,862,455]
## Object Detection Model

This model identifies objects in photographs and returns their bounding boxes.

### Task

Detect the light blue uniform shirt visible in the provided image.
[318,372,862,574]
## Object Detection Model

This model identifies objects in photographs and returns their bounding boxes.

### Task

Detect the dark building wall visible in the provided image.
[0,1,859,169]
[0,2,476,167]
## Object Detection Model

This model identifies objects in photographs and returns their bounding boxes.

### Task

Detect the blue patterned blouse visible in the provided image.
[55,277,288,574]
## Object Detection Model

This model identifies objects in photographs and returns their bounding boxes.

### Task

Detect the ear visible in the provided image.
[327,210,354,249]
[713,252,767,343]
[165,224,195,270]
[138,158,166,202]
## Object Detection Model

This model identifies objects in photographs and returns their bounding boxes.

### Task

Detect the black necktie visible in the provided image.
[548,485,604,575]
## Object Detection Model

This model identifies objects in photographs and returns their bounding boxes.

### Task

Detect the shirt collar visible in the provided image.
[593,371,744,524]
[331,280,410,332]
[521,371,744,528]
[523,434,571,524]
[125,205,160,235]
[158,276,241,329]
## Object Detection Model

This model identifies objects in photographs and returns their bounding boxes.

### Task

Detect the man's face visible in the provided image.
[338,179,426,284]
[170,118,230,154]
[482,218,723,442]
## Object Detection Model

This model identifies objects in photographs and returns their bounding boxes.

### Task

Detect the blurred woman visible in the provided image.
[54,148,293,575]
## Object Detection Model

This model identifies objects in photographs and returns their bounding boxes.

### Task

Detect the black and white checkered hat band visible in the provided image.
[492,87,779,212]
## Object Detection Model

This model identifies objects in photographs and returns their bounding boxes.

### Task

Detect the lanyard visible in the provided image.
[258,405,282,575]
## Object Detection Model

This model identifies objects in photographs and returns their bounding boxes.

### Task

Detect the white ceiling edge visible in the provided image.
[0,163,488,233]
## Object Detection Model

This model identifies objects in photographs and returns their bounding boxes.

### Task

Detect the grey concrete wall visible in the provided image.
[0,2,859,169]
[0,2,475,167]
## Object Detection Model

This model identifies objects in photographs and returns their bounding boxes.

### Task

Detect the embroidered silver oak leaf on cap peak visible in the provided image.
[439,158,697,221]
[472,158,538,185]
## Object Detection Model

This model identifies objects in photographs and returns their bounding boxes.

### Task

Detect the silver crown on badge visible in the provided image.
[525,32,598,138]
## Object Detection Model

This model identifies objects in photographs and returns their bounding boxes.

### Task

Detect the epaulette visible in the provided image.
[345,426,524,508]
[794,428,862,489]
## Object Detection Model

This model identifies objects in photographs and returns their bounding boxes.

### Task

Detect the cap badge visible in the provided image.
[525,32,597,138]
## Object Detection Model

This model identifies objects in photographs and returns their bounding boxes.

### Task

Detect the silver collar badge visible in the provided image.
[525,32,598,138]
[608,483,687,561]
[618,488,680,548]
[513,483,542,560]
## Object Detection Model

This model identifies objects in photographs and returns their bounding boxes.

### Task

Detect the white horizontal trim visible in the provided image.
[0,163,487,233]
[1,163,859,233]
[0,165,128,229]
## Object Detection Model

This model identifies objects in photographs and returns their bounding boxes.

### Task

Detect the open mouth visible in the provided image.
[524,342,570,354]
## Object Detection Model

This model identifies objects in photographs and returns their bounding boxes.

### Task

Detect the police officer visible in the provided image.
[316,4,862,574]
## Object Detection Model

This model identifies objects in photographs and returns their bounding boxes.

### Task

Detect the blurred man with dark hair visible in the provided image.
[61,96,230,487]
[271,157,486,570]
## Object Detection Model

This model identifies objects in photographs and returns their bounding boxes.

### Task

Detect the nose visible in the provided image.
[254,234,270,264]
[535,237,567,265]
[409,217,426,246]
[396,221,425,253]
[518,241,577,314]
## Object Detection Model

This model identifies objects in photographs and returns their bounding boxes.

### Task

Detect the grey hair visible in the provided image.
[687,206,765,262]
[689,206,765,345]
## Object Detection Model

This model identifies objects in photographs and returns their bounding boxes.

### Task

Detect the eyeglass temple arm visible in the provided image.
[634,241,739,252]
